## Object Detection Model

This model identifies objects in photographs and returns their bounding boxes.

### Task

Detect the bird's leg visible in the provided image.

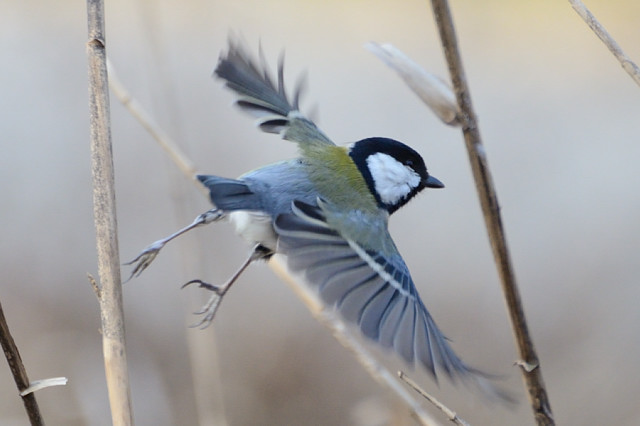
[124,208,225,282]
[182,245,271,329]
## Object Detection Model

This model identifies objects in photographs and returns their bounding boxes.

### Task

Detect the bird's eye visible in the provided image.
[404,160,414,167]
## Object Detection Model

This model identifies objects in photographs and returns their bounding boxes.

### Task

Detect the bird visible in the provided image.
[127,38,506,395]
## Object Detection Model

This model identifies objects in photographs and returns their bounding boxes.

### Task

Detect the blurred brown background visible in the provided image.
[2,0,640,424]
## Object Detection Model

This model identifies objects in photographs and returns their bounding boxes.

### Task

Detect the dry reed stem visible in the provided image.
[569,0,640,87]
[0,299,44,425]
[86,0,134,424]
[106,60,200,183]
[398,371,469,426]
[429,0,554,424]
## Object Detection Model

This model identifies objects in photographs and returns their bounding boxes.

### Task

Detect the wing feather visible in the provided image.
[275,200,470,378]
[377,291,406,349]
[274,200,515,401]
[358,282,397,340]
[215,38,334,146]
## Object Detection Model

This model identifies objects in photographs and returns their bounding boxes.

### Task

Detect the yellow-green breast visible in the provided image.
[300,144,378,213]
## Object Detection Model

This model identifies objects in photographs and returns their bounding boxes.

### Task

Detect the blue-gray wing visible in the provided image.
[273,200,477,381]
[215,38,334,146]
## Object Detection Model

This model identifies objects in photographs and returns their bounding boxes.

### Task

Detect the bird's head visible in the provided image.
[349,137,443,214]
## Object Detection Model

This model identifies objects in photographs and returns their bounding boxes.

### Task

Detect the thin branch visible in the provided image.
[569,0,640,88]
[0,298,45,425]
[107,59,199,182]
[110,59,441,425]
[398,371,469,426]
[429,0,554,424]
[86,1,134,425]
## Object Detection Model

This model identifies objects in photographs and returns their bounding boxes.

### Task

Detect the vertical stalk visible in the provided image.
[429,1,554,424]
[0,300,44,425]
[86,0,134,424]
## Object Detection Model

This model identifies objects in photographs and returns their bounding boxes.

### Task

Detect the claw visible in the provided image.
[181,279,224,328]
[191,300,221,328]
[182,279,219,292]
[189,292,223,329]
[123,241,164,283]
[124,240,165,265]
[181,245,270,328]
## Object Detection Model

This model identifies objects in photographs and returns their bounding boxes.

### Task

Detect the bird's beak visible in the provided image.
[424,175,444,189]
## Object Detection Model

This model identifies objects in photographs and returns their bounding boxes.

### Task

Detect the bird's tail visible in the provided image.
[214,38,333,145]
[197,174,263,212]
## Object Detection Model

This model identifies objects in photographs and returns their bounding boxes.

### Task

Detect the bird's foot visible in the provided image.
[182,279,226,329]
[180,245,270,328]
[123,240,165,283]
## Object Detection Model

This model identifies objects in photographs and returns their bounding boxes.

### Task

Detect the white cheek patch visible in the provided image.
[366,153,421,205]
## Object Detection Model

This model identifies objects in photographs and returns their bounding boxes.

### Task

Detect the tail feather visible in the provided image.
[197,175,263,211]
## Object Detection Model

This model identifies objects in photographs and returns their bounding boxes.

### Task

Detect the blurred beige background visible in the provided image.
[2,0,640,424]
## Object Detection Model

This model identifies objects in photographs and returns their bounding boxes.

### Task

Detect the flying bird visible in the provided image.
[128,39,510,399]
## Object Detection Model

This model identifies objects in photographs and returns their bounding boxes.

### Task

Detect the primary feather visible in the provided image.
[274,199,478,380]
[215,39,333,145]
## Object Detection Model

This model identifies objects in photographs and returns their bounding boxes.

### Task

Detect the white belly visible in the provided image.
[229,211,277,250]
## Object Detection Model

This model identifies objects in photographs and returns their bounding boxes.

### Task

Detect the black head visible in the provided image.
[349,137,443,214]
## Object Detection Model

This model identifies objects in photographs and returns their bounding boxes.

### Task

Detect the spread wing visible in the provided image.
[215,38,334,147]
[273,199,478,381]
